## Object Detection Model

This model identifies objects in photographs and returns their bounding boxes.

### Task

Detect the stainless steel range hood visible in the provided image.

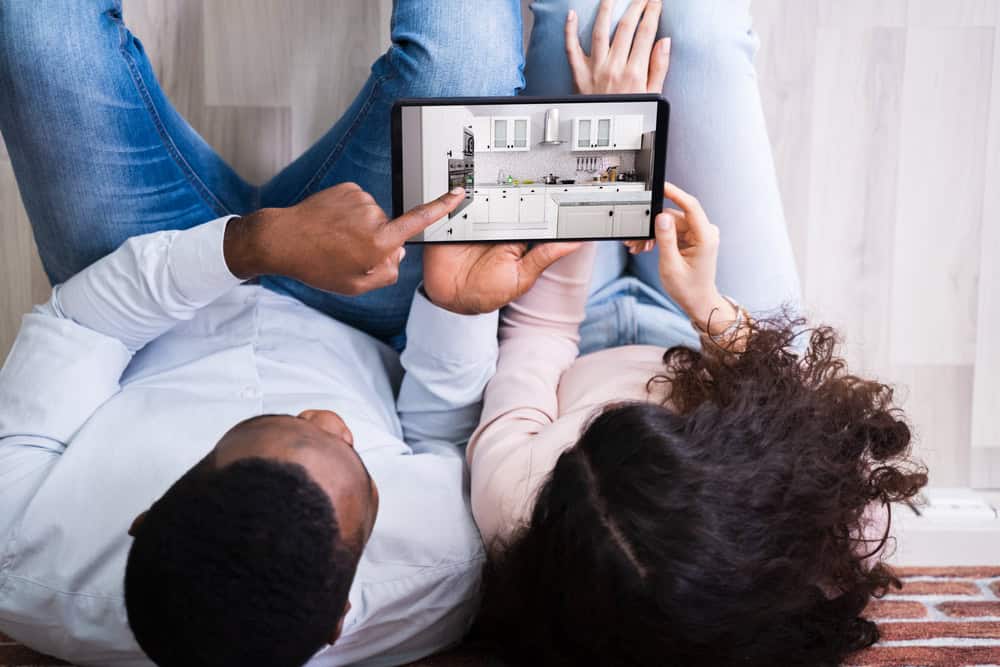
[538,108,565,145]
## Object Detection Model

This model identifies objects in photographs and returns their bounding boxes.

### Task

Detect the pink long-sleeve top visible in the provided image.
[466,244,891,558]
[467,244,676,544]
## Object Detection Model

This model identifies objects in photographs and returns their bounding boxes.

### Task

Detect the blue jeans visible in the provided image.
[524,0,802,353]
[0,0,524,348]
[1,0,800,352]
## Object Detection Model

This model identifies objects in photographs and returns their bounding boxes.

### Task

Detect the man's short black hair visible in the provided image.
[125,456,359,667]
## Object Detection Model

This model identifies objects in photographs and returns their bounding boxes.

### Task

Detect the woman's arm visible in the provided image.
[467,243,597,461]
[652,182,752,351]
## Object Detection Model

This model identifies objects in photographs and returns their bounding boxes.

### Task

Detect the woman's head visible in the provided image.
[477,317,927,667]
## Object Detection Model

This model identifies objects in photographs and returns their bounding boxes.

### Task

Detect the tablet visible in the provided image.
[391,94,669,243]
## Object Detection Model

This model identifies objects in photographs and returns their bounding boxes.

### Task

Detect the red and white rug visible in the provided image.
[2,567,998,667]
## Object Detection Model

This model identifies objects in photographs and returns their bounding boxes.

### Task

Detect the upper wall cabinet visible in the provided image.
[473,116,531,152]
[571,114,645,151]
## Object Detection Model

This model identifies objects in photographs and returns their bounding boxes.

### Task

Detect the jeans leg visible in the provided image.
[260,0,525,347]
[0,0,255,285]
[524,0,802,314]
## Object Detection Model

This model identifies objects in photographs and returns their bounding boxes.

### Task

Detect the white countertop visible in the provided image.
[549,190,653,206]
[475,182,645,190]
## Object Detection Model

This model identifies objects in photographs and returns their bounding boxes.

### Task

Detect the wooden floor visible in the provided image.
[0,0,997,488]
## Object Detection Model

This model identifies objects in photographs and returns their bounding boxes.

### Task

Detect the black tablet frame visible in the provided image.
[390,94,669,244]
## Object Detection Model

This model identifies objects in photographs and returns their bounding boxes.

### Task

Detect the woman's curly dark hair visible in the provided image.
[474,315,927,667]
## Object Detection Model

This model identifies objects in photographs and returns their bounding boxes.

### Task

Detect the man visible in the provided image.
[0,0,578,665]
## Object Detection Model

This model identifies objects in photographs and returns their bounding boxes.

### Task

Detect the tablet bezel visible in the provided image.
[390,94,669,244]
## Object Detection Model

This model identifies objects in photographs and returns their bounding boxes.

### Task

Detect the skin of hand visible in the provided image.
[564,0,670,257]
[423,241,583,315]
[655,182,740,335]
[223,183,466,296]
[565,0,671,95]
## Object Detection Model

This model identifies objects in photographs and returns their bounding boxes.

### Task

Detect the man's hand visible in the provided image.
[224,184,465,296]
[423,242,583,315]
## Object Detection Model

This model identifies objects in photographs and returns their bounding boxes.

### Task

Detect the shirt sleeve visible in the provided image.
[396,288,499,451]
[0,216,241,545]
[465,243,597,541]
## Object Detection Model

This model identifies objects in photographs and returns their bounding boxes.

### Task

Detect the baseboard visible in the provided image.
[886,488,1000,566]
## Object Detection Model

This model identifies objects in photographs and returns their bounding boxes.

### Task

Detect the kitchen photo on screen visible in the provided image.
[399,100,659,242]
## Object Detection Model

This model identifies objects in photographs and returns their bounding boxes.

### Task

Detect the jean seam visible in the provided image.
[288,67,397,206]
[113,19,232,218]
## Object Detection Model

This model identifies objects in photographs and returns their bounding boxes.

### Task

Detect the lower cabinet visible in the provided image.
[518,194,546,225]
[487,192,519,224]
[612,204,651,237]
[557,206,615,238]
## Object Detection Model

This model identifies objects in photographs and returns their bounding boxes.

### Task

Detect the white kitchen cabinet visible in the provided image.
[487,191,519,223]
[571,116,615,151]
[486,117,531,152]
[472,116,493,152]
[461,196,488,224]
[572,114,645,151]
[558,206,615,238]
[612,114,645,150]
[518,193,546,225]
[613,204,651,237]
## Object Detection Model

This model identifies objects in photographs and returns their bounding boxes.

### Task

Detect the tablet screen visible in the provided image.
[393,95,668,243]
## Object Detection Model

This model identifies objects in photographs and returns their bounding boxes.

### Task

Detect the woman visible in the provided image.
[468,1,927,665]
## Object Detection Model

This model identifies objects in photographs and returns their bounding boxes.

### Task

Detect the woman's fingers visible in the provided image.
[647,37,671,93]
[609,0,648,69]
[628,0,661,78]
[663,182,714,245]
[565,10,592,93]
[654,210,686,269]
[591,0,615,64]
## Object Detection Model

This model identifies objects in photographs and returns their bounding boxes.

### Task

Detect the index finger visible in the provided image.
[663,182,711,238]
[385,187,466,244]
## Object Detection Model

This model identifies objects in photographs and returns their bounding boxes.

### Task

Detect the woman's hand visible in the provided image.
[655,183,739,335]
[566,0,671,94]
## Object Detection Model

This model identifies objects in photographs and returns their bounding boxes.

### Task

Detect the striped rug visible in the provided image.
[2,567,998,666]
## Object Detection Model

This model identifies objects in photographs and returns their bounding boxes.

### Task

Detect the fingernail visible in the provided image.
[656,215,672,230]
[663,37,672,52]
[567,9,576,21]
[399,247,406,262]
[450,186,465,195]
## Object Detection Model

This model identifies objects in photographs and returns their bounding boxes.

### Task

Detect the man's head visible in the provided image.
[124,410,379,667]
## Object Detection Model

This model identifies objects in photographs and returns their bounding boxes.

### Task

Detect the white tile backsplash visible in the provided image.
[475,147,637,185]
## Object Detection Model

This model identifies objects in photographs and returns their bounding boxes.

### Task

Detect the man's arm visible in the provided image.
[0,217,243,545]
[396,289,499,450]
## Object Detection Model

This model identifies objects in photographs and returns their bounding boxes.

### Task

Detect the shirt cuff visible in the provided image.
[168,216,244,304]
[405,287,499,362]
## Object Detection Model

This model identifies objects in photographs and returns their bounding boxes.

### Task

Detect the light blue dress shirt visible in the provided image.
[0,217,498,666]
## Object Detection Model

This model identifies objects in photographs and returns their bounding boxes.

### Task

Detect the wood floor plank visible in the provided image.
[815,0,908,28]
[889,27,993,366]
[199,106,292,186]
[891,365,974,487]
[802,26,906,375]
[287,0,391,158]
[907,0,999,27]
[971,24,1000,452]
[0,167,48,361]
[202,0,292,107]
[753,0,820,283]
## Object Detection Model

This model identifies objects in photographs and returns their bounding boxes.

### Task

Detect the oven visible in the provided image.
[447,158,474,218]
